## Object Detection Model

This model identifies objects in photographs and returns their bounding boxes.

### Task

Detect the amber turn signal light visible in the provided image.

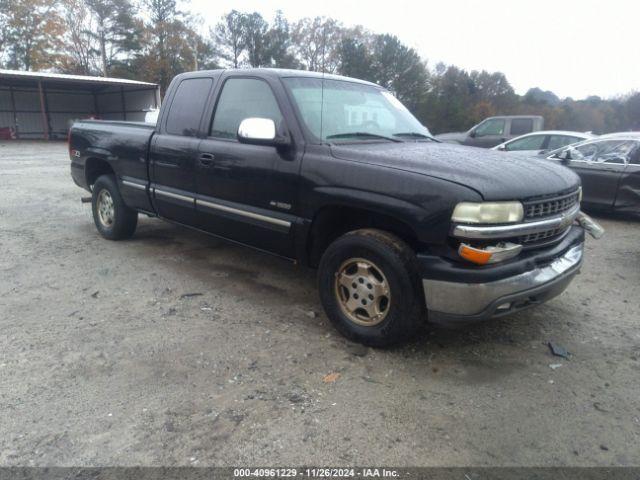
[458,244,493,265]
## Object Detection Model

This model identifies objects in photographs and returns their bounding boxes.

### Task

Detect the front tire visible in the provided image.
[318,229,425,347]
[91,174,138,240]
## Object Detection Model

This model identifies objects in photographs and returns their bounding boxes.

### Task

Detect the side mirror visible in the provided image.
[469,130,477,138]
[497,145,506,151]
[237,118,290,147]
[557,149,572,164]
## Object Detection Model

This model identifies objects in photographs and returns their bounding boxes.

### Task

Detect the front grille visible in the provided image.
[524,190,580,220]
[519,227,565,245]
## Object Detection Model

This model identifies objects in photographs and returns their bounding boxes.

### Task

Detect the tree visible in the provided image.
[266,11,299,69]
[213,10,246,68]
[369,34,429,111]
[0,0,9,66]
[60,0,96,74]
[242,12,270,67]
[292,17,342,73]
[422,65,475,133]
[84,0,141,76]
[183,13,218,71]
[338,31,374,81]
[524,87,561,106]
[3,0,65,71]
[191,33,219,71]
[469,70,517,114]
[624,93,640,130]
[139,0,185,91]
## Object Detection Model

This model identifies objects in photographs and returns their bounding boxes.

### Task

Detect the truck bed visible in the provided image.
[69,119,156,213]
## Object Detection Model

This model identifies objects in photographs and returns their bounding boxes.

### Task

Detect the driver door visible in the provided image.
[568,140,632,208]
[194,75,299,257]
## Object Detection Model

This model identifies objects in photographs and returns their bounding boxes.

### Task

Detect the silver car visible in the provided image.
[492,130,595,156]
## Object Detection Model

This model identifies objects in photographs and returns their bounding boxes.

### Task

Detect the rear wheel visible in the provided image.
[91,174,138,240]
[318,229,425,347]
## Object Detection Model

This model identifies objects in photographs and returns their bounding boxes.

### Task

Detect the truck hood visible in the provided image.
[330,142,581,201]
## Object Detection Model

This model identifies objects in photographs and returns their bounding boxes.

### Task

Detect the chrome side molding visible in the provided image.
[196,198,291,229]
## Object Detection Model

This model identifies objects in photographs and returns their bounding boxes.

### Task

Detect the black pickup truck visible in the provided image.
[70,68,602,346]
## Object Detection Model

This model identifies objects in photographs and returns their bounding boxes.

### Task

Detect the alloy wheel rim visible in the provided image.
[334,257,391,326]
[97,189,115,228]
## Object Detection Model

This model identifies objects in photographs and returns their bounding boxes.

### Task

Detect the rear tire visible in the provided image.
[91,174,138,240]
[318,229,425,347]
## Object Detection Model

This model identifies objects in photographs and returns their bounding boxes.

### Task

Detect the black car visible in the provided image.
[545,134,640,213]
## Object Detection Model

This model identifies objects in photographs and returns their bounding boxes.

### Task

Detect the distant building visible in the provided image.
[0,70,160,140]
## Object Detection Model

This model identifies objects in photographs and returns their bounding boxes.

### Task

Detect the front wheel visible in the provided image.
[318,229,425,347]
[91,174,138,240]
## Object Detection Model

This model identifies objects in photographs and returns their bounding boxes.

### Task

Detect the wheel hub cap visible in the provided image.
[97,189,115,228]
[334,258,391,326]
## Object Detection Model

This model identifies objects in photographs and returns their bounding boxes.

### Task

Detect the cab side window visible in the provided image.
[165,78,213,136]
[475,119,505,137]
[210,78,283,139]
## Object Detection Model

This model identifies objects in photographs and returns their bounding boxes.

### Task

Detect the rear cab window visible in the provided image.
[509,118,534,136]
[165,78,213,136]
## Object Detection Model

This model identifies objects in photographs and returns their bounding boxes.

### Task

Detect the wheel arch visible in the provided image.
[85,157,115,190]
[305,203,423,268]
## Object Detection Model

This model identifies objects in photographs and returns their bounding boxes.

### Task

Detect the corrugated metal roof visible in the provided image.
[0,69,157,87]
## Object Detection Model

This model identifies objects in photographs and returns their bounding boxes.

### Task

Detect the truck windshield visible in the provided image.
[283,77,433,143]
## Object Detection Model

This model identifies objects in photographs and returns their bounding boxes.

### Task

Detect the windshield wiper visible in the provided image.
[326,132,402,143]
[392,132,438,141]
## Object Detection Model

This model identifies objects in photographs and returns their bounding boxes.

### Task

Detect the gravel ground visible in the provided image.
[0,141,639,467]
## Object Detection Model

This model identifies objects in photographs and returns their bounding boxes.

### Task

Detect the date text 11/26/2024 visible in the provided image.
[233,468,400,478]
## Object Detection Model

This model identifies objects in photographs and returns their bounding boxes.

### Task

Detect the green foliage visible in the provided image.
[292,16,343,73]
[84,0,141,76]
[266,11,299,69]
[2,0,66,71]
[213,10,246,68]
[242,12,270,68]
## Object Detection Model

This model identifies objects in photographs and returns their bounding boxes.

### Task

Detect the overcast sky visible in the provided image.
[190,0,639,100]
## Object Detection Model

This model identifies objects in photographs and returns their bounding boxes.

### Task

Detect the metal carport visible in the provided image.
[0,70,160,140]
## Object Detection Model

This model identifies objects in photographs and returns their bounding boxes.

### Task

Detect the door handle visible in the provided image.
[198,153,215,166]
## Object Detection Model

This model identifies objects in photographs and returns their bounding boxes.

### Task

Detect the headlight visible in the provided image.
[452,201,524,224]
[578,186,582,203]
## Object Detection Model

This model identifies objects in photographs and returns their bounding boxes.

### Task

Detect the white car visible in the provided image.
[492,130,596,156]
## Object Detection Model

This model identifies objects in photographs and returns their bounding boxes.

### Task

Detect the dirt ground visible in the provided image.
[0,141,639,467]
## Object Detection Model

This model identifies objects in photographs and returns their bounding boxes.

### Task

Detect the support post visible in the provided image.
[93,90,100,119]
[9,85,18,139]
[120,86,127,120]
[37,81,50,140]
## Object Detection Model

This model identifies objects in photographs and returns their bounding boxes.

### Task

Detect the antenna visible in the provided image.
[320,22,326,142]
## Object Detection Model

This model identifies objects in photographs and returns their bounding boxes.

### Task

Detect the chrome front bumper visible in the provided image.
[423,243,583,323]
